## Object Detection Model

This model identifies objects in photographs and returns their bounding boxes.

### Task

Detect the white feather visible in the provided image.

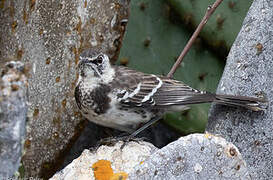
[142,75,162,102]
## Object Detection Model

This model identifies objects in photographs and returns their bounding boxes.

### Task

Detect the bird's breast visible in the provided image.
[75,82,111,115]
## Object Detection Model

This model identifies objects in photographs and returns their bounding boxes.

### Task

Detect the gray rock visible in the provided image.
[0,62,28,178]
[0,0,129,178]
[50,141,157,180]
[207,0,273,179]
[129,134,250,180]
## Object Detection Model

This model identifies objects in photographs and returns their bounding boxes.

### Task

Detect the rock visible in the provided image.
[0,61,28,178]
[207,0,273,179]
[62,120,181,169]
[52,134,249,180]
[50,141,157,180]
[0,0,129,178]
[129,133,250,179]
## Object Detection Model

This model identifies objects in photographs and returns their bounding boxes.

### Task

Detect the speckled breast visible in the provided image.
[75,82,111,115]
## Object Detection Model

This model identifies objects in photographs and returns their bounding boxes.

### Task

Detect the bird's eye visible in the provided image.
[97,56,103,64]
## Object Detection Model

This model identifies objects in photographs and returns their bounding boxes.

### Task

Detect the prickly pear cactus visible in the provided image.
[118,0,225,133]
[168,0,253,55]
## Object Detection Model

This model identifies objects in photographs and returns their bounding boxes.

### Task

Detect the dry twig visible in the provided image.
[167,0,224,78]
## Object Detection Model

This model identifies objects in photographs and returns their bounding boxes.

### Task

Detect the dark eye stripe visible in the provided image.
[97,57,103,63]
[92,59,98,65]
[92,55,103,65]
[97,55,103,63]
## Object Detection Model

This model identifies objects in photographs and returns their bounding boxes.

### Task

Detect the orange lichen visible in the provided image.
[17,49,24,59]
[204,133,213,139]
[92,160,128,180]
[75,18,82,34]
[24,139,31,148]
[23,10,29,24]
[61,99,67,108]
[90,17,96,24]
[46,57,51,65]
[71,46,79,65]
[74,111,81,117]
[55,76,60,83]
[39,28,44,35]
[11,21,17,33]
[66,30,71,36]
[11,84,19,91]
[30,0,36,11]
[256,43,263,54]
[33,108,39,117]
[92,160,114,180]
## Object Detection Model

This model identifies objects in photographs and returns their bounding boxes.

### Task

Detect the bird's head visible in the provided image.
[78,50,112,80]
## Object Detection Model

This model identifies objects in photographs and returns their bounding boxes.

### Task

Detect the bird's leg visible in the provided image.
[120,116,162,149]
[97,116,162,149]
[128,116,162,139]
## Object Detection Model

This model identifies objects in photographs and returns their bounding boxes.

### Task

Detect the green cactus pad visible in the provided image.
[168,0,253,55]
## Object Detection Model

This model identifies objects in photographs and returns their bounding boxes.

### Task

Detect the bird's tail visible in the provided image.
[213,94,267,111]
[180,92,267,111]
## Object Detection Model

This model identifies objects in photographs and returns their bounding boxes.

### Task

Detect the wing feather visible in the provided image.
[111,66,207,108]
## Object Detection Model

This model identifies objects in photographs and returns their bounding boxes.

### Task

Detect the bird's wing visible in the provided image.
[112,66,209,108]
[152,78,213,106]
[111,66,160,107]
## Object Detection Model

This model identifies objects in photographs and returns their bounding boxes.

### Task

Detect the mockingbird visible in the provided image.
[75,50,266,135]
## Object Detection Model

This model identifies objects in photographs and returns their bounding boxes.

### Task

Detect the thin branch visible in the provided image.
[167,0,224,78]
